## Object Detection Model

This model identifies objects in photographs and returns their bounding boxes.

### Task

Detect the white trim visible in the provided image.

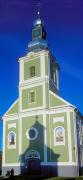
[3,106,75,120]
[74,112,79,165]
[53,116,64,123]
[19,59,24,84]
[41,162,77,166]
[56,68,59,90]
[49,115,52,161]
[19,50,49,62]
[4,99,19,116]
[67,110,72,162]
[19,86,22,112]
[43,82,46,107]
[43,114,47,163]
[3,163,20,167]
[3,115,19,121]
[2,120,6,165]
[3,161,77,167]
[40,52,45,78]
[19,79,47,89]
[20,106,45,113]
[19,116,22,162]
[49,90,75,107]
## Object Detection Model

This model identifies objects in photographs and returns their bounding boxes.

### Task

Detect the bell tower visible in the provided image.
[19,10,60,114]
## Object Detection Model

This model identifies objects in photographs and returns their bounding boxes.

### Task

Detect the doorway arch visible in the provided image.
[25,150,41,175]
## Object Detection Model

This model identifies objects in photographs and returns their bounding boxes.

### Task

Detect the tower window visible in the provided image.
[30,66,35,77]
[29,91,35,103]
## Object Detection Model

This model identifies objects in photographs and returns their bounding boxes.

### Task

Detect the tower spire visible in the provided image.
[28,0,47,52]
[36,0,41,19]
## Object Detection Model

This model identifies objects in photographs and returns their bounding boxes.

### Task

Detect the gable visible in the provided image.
[6,99,19,115]
[49,91,72,107]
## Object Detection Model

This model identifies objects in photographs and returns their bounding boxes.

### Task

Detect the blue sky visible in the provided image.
[0,0,83,150]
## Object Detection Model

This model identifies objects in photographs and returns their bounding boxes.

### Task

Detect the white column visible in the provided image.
[19,59,24,84]
[40,53,45,78]
[43,113,47,163]
[67,110,72,162]
[2,120,6,166]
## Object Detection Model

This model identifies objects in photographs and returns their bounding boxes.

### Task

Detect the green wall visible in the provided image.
[24,58,41,80]
[5,120,19,164]
[22,115,44,162]
[22,85,43,109]
[50,93,66,107]
[70,112,76,162]
[47,112,69,162]
[6,100,19,115]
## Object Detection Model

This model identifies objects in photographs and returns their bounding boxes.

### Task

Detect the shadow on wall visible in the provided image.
[19,120,60,176]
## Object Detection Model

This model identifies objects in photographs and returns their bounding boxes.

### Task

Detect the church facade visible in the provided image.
[2,14,83,177]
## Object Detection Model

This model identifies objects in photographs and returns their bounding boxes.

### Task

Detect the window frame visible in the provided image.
[29,90,36,104]
[30,66,35,78]
[54,126,65,146]
[7,131,16,149]
[26,127,38,141]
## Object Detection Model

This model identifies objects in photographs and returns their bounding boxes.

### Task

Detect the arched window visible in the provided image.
[8,132,16,149]
[25,150,40,160]
[54,127,65,146]
[30,66,35,77]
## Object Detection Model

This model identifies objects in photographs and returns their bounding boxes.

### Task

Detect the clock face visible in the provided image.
[32,28,41,39]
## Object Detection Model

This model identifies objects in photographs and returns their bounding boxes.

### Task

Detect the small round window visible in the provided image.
[26,127,38,141]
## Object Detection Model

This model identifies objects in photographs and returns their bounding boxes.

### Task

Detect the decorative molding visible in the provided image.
[19,78,48,89]
[53,116,64,123]
[8,123,16,129]
[3,106,74,120]
[19,50,49,63]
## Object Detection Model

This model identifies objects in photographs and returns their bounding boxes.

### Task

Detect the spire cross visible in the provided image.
[36,0,41,18]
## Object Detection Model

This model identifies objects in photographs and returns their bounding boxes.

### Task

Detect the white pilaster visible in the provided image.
[67,110,72,162]
[19,59,24,84]
[43,113,47,163]
[40,53,45,78]
[19,116,22,163]
[2,120,6,165]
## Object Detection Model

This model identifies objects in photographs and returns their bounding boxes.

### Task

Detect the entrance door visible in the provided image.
[28,158,41,175]
[25,150,41,175]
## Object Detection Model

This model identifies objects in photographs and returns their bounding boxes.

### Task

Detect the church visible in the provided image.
[2,12,83,177]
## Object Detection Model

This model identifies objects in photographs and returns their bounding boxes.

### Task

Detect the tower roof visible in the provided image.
[33,11,44,27]
[28,10,47,52]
